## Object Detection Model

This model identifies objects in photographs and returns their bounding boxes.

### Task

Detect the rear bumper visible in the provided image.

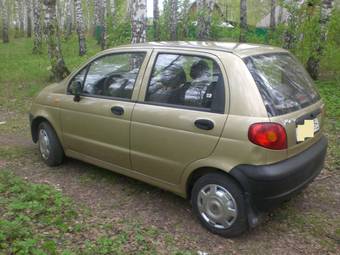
[230,136,328,211]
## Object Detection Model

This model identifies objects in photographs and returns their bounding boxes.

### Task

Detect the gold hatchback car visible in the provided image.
[29,42,328,237]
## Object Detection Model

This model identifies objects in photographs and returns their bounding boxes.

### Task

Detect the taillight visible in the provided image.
[248,123,287,150]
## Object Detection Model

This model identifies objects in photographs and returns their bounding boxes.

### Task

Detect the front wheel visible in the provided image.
[191,173,248,237]
[38,122,64,167]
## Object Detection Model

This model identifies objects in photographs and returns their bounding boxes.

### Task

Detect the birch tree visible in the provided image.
[19,0,25,34]
[153,0,160,41]
[100,0,107,49]
[239,0,247,42]
[75,0,86,55]
[306,0,335,79]
[43,0,69,81]
[131,0,147,43]
[197,0,214,40]
[86,0,91,31]
[270,0,276,31]
[33,0,43,53]
[169,0,178,40]
[93,0,101,35]
[26,0,33,37]
[1,0,9,43]
[14,0,21,37]
[65,0,72,38]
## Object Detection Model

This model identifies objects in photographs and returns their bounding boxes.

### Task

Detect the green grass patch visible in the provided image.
[0,146,27,160]
[0,170,190,254]
[0,37,101,114]
[316,79,340,169]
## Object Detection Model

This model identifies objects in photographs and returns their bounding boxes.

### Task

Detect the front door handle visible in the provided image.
[111,106,124,116]
[194,119,214,130]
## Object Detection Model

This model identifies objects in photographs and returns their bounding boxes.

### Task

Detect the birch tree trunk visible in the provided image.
[93,0,101,36]
[1,0,9,43]
[75,0,87,55]
[131,0,147,44]
[197,0,214,40]
[239,0,247,42]
[100,0,107,49]
[169,0,178,41]
[65,0,72,38]
[270,0,276,31]
[14,0,21,37]
[153,0,160,41]
[306,0,334,80]
[33,0,43,53]
[19,0,25,34]
[26,0,33,37]
[86,0,91,31]
[43,0,69,81]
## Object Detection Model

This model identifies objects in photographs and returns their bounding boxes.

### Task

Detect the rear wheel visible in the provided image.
[38,122,64,166]
[191,173,248,237]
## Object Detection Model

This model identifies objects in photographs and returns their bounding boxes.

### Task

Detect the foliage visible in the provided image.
[0,170,77,254]
[0,170,192,254]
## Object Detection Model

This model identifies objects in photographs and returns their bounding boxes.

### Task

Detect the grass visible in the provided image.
[0,170,192,254]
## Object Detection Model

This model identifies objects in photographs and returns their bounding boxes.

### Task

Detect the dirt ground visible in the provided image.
[0,115,339,254]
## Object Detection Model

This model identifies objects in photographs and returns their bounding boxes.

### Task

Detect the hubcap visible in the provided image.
[197,184,238,229]
[39,129,50,160]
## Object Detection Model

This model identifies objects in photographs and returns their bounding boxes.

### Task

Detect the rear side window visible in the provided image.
[244,53,320,116]
[145,54,225,113]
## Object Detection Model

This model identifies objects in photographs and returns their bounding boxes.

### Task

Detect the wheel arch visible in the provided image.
[185,166,244,200]
[30,114,63,146]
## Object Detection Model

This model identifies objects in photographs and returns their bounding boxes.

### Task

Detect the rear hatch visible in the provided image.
[244,52,325,158]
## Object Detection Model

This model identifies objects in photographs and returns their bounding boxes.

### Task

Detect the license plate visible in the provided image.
[296,118,319,142]
[313,118,320,133]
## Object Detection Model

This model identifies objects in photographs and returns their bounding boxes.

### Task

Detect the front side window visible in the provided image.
[244,53,320,116]
[145,54,225,113]
[80,52,146,99]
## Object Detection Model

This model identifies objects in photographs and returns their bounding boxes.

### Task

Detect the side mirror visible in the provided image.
[70,81,82,102]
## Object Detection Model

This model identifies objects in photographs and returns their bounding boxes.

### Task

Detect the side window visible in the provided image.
[145,54,225,113]
[81,52,146,99]
[68,67,88,93]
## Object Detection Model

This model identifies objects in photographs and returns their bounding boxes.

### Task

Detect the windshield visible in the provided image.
[244,53,320,116]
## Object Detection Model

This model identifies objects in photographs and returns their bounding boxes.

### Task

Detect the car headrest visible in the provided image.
[190,60,209,80]
[159,64,186,88]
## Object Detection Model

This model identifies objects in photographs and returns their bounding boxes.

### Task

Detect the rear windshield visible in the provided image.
[244,53,320,116]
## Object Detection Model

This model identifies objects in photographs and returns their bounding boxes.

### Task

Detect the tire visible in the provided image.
[38,121,64,167]
[191,173,248,237]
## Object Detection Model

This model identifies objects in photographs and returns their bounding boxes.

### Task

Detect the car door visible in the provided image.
[59,50,151,169]
[130,49,229,185]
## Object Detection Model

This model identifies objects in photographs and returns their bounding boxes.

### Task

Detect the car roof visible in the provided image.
[111,41,288,58]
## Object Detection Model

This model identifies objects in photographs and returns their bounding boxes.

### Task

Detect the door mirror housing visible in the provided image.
[70,81,82,102]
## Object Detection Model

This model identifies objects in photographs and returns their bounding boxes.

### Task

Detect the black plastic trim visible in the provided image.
[230,136,328,211]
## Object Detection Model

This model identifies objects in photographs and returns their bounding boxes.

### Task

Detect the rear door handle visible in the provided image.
[194,119,214,130]
[111,106,124,116]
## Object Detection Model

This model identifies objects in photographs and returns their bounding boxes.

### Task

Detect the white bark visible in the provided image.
[1,0,9,43]
[197,0,215,40]
[33,0,43,53]
[43,0,69,81]
[169,0,178,40]
[14,0,20,37]
[131,0,147,44]
[65,0,72,38]
[100,0,107,49]
[75,0,87,55]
